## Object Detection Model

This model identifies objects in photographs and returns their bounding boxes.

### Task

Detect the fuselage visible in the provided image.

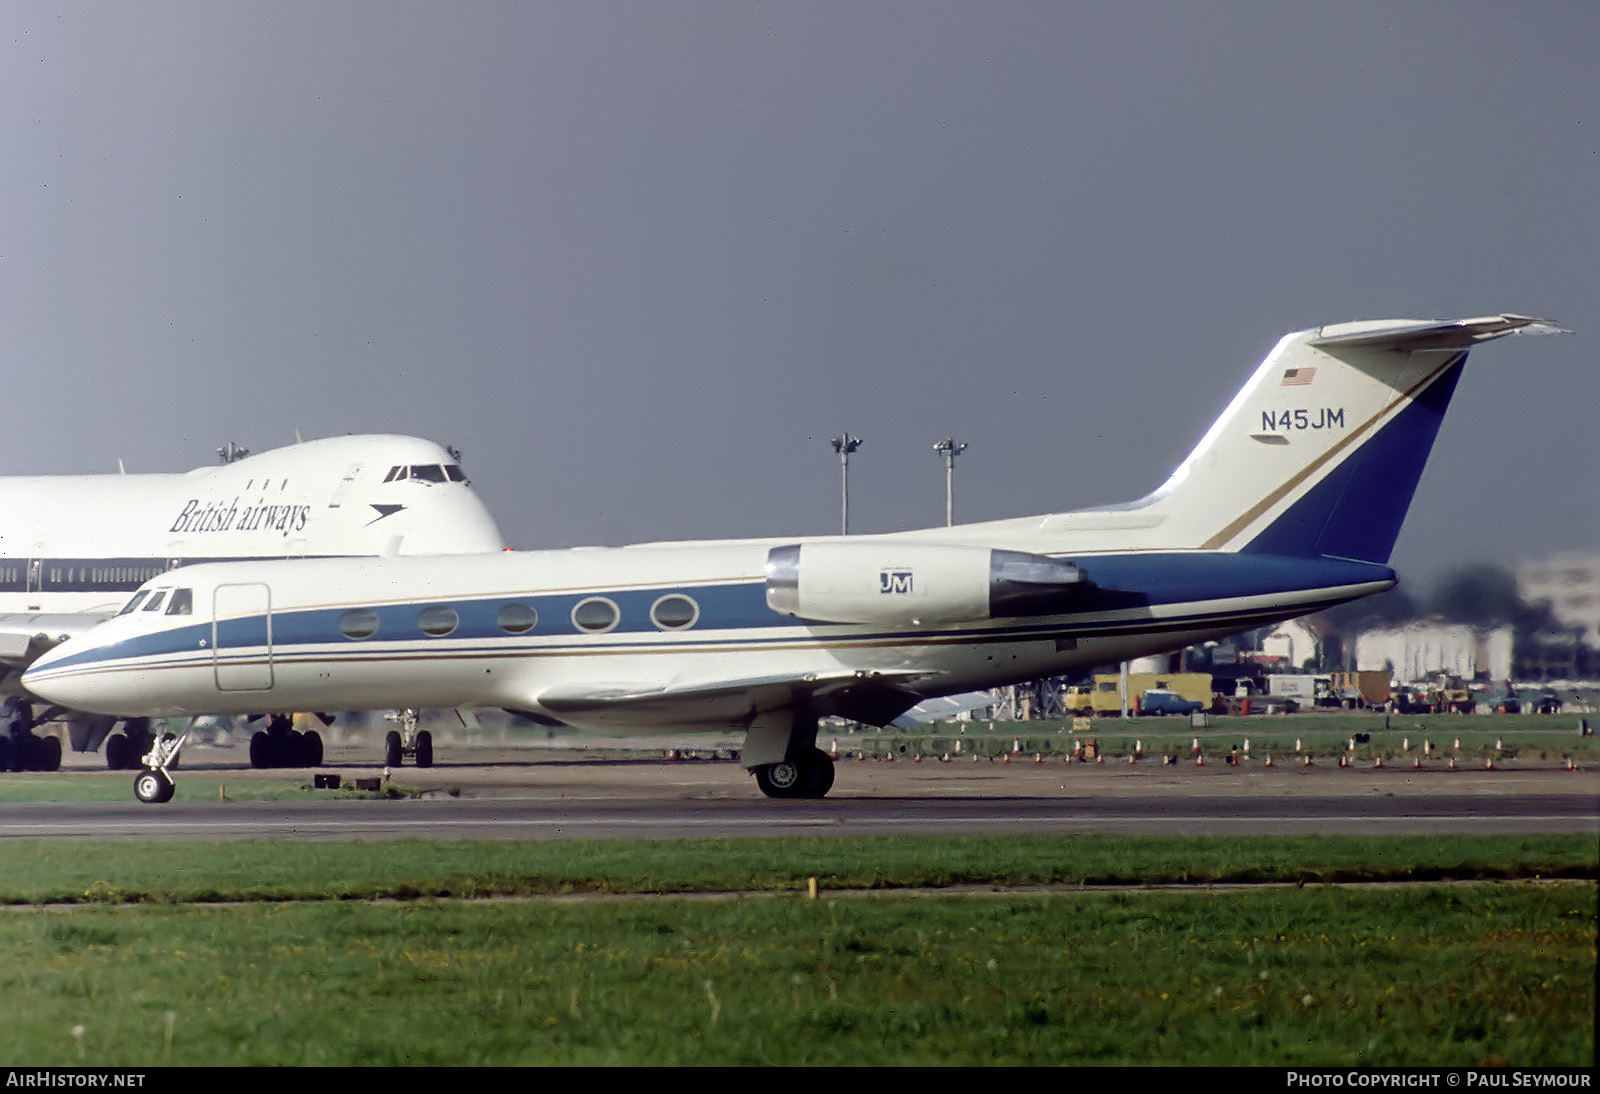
[21,531,1394,725]
[0,434,506,618]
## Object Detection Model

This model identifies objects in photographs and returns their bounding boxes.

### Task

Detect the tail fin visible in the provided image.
[1135,314,1561,563]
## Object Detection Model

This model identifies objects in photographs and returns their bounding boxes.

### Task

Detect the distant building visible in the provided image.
[1355,624,1512,682]
[1519,551,1600,647]
[1261,618,1321,670]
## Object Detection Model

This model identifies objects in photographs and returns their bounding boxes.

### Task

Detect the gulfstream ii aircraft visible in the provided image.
[24,315,1559,802]
[1,434,506,771]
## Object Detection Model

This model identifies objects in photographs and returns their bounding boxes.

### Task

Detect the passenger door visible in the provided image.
[213,583,273,692]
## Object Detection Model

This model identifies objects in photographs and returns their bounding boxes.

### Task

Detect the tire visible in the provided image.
[34,735,62,773]
[3,733,26,773]
[754,759,805,799]
[802,748,835,797]
[133,769,175,804]
[755,750,836,799]
[250,731,272,768]
[301,730,324,767]
[384,730,403,768]
[415,730,433,768]
[105,734,131,770]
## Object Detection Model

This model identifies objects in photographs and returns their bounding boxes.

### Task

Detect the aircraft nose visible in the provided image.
[22,641,114,714]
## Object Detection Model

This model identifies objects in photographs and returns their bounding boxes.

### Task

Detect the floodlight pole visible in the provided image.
[933,436,967,526]
[831,434,861,535]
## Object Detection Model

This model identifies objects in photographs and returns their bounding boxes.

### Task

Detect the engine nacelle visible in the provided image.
[764,542,1084,625]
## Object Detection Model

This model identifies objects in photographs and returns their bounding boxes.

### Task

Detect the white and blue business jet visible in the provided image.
[24,314,1560,802]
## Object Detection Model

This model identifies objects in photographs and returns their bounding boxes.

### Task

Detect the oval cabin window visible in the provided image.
[418,606,460,637]
[571,597,619,633]
[339,609,380,640]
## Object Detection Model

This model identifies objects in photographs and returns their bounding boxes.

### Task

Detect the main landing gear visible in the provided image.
[1,700,63,772]
[249,714,324,768]
[752,746,835,799]
[104,718,154,770]
[382,709,433,768]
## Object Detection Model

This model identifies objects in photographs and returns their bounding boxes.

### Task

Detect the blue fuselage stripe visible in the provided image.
[30,552,1394,677]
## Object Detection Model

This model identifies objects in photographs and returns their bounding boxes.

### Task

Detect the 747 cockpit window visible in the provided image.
[118,591,151,615]
[142,591,168,613]
[382,464,468,485]
[166,588,193,615]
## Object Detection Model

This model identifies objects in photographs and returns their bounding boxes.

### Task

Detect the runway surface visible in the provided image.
[2,743,1595,840]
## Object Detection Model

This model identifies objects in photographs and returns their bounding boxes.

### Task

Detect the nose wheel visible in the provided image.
[133,768,175,804]
[132,727,189,804]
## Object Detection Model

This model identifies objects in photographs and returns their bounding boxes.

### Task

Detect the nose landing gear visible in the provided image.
[133,727,188,804]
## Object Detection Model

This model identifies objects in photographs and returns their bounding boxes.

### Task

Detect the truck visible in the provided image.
[1074,672,1215,716]
[1329,670,1390,709]
[1427,674,1475,714]
[1266,674,1334,710]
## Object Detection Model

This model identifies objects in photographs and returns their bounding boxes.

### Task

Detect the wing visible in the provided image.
[889,690,996,727]
[0,612,112,666]
[0,612,115,698]
[533,668,942,731]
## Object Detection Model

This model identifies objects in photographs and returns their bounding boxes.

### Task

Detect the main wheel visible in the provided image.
[802,748,835,797]
[32,734,62,773]
[754,748,836,799]
[300,730,324,767]
[133,769,175,804]
[384,730,403,767]
[754,759,804,798]
[415,730,433,768]
[250,731,272,768]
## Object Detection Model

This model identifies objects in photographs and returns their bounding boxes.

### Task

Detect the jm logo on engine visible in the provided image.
[880,569,913,595]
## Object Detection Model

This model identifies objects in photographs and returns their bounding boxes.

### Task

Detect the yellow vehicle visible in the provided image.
[1329,670,1390,708]
[1063,685,1094,715]
[1428,674,1475,714]
[1080,672,1213,716]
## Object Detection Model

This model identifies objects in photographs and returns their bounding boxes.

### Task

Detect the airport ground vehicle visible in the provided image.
[1138,688,1205,716]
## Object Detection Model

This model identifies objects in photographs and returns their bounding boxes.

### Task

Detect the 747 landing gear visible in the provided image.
[2,699,63,773]
[382,709,434,768]
[248,714,324,768]
[753,746,835,799]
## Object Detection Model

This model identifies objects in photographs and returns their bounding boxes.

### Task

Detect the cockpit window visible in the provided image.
[142,591,168,613]
[118,591,151,615]
[166,588,193,616]
[383,464,462,484]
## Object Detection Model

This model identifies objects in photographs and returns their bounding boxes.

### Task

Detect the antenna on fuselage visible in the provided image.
[830,434,862,535]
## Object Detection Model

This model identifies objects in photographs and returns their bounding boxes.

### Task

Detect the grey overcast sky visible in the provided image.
[3,2,1595,588]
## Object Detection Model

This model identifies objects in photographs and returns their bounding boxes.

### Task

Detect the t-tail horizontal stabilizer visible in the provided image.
[1137,314,1563,563]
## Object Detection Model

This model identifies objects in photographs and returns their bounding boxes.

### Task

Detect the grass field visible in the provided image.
[0,834,1594,1066]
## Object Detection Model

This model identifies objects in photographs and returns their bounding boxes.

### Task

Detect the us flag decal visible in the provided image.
[1280,367,1316,386]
